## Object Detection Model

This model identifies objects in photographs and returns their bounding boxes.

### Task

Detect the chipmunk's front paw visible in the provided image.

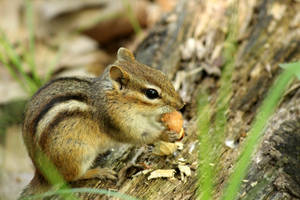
[164,129,184,143]
[94,167,117,180]
[81,167,117,180]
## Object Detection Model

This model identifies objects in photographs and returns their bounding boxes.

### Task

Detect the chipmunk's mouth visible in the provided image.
[123,111,164,144]
[123,109,184,144]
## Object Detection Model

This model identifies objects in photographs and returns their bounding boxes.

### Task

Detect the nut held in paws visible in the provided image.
[161,111,184,139]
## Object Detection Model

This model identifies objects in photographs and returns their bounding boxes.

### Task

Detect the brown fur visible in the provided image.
[20,48,184,198]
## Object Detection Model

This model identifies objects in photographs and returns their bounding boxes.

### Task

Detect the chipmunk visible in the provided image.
[20,47,184,196]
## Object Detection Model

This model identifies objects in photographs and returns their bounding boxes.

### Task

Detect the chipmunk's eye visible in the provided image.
[145,88,160,99]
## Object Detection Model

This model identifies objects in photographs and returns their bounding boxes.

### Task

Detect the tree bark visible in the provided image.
[49,0,300,199]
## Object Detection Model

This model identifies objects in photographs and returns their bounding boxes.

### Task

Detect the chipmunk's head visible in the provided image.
[100,47,184,144]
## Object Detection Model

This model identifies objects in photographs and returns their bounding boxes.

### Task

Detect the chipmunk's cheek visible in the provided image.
[160,111,184,142]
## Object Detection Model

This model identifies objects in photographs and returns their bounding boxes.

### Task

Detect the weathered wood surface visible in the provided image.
[43,0,300,199]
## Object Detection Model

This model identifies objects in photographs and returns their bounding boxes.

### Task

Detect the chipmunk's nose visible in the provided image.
[179,103,186,113]
[176,98,185,111]
[166,92,184,110]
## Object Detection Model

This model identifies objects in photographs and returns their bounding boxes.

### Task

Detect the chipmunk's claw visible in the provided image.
[95,167,118,180]
[80,167,117,181]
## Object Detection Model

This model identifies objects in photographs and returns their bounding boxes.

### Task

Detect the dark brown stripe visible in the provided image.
[33,94,88,134]
[33,77,92,98]
[38,110,90,150]
[125,95,155,106]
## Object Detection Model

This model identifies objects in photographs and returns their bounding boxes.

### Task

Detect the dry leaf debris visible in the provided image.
[147,169,176,180]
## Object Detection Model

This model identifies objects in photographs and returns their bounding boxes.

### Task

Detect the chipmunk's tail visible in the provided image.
[18,171,50,199]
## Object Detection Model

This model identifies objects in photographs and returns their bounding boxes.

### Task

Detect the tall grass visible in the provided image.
[221,63,300,200]
[0,31,39,95]
[122,0,142,34]
[197,0,300,199]
[25,0,39,86]
[22,188,139,200]
[0,0,58,96]
[197,90,214,200]
[197,1,238,199]
[198,40,300,200]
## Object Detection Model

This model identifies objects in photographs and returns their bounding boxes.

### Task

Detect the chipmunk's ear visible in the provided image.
[109,65,129,89]
[117,47,135,62]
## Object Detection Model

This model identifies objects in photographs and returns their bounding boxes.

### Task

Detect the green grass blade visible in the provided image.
[197,2,238,199]
[0,51,28,92]
[20,150,140,200]
[0,31,23,68]
[34,150,79,200]
[21,188,140,200]
[122,0,142,34]
[25,0,40,85]
[280,62,300,79]
[30,150,141,200]
[0,31,38,94]
[221,64,300,200]
[197,90,214,200]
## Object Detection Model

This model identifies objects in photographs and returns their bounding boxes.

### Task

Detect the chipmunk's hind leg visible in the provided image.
[40,116,102,181]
